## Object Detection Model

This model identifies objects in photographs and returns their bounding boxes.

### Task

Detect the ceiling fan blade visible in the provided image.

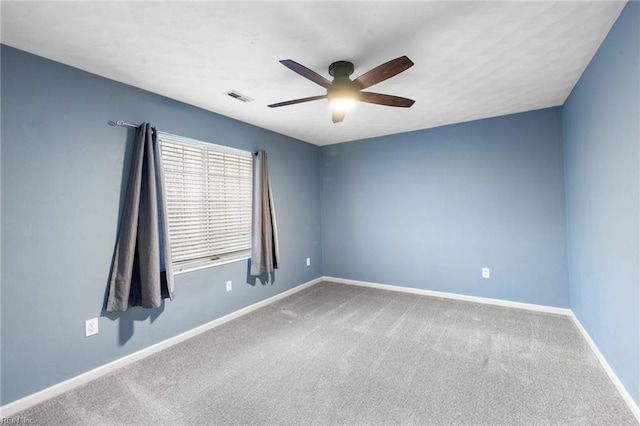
[332,110,346,123]
[358,92,415,108]
[353,56,414,90]
[279,60,332,89]
[268,94,327,108]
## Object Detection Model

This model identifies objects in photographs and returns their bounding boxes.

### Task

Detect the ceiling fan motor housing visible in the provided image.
[328,61,357,102]
[328,61,354,79]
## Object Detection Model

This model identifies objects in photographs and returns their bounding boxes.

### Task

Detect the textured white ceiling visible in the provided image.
[1,1,626,146]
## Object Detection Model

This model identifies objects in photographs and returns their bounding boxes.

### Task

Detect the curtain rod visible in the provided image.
[110,120,259,155]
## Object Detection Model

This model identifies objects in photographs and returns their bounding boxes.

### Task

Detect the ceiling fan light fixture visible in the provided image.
[329,96,355,112]
[327,84,356,112]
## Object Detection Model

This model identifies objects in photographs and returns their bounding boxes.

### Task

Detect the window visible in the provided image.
[158,132,253,273]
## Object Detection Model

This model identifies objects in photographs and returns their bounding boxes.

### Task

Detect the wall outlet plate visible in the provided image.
[226,280,232,292]
[306,257,311,266]
[85,318,98,337]
[482,268,491,279]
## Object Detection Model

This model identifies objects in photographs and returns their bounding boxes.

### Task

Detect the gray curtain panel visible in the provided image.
[250,150,280,275]
[106,123,175,312]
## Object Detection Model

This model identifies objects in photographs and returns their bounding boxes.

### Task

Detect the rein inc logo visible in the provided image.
[1,417,35,424]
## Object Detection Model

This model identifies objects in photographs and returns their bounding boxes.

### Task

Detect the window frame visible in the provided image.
[157,131,253,274]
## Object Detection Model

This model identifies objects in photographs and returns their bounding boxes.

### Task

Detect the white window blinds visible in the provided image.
[158,133,253,272]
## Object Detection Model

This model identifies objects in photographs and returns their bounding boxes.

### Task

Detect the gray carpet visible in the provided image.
[13,281,638,425]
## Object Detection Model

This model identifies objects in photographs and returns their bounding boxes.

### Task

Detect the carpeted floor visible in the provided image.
[12,281,638,425]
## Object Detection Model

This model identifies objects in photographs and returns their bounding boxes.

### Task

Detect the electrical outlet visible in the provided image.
[306,257,311,267]
[482,268,491,279]
[85,318,99,337]
[226,280,232,292]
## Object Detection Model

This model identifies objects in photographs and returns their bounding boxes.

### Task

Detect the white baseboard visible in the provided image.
[323,276,572,315]
[568,312,640,423]
[324,276,640,422]
[0,276,324,418]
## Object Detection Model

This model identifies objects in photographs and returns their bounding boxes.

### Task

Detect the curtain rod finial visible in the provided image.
[110,120,139,129]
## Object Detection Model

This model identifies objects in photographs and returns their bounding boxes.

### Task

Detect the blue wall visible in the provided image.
[563,1,639,405]
[0,46,323,405]
[321,108,569,307]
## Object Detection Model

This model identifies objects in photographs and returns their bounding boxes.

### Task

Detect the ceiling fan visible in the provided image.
[268,56,415,123]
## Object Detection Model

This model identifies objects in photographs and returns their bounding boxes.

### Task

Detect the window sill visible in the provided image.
[172,254,250,275]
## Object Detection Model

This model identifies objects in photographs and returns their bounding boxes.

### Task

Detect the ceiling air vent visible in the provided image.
[225,90,254,103]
